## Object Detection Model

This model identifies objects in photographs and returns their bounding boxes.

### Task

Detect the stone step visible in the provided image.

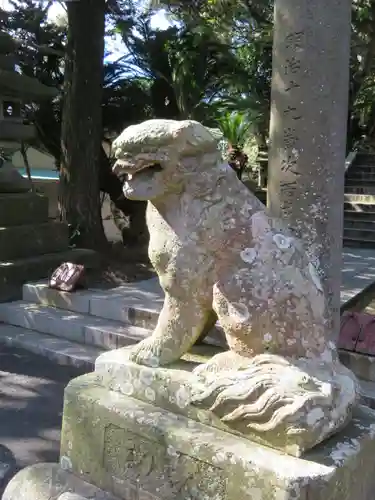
[338,351,375,409]
[359,379,375,410]
[349,167,375,175]
[0,284,22,303]
[0,319,373,409]
[345,185,375,195]
[344,209,375,220]
[0,301,151,351]
[343,237,375,249]
[345,179,375,188]
[0,324,102,370]
[354,153,375,165]
[346,172,375,182]
[339,349,375,382]
[23,274,374,345]
[349,163,375,171]
[344,227,375,242]
[23,279,164,328]
[0,248,98,290]
[344,202,375,212]
[0,192,49,226]
[22,280,227,348]
[344,194,375,204]
[348,168,375,179]
[0,221,69,260]
[344,218,375,229]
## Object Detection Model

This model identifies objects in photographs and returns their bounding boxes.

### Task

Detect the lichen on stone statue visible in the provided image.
[112,118,358,456]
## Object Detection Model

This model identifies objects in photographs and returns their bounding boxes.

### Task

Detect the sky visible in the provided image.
[0,0,172,60]
[0,0,171,28]
[0,0,170,46]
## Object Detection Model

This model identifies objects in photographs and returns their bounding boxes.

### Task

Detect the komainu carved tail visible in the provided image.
[189,353,358,457]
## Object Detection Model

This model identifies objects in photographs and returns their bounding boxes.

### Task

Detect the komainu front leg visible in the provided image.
[129,293,211,367]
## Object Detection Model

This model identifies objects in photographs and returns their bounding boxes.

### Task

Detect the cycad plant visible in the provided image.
[216,111,251,179]
[217,111,251,149]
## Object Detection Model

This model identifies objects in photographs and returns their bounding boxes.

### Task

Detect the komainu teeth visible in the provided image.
[115,161,162,177]
[116,159,129,167]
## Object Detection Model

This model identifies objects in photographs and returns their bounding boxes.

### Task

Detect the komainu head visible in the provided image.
[112,119,221,201]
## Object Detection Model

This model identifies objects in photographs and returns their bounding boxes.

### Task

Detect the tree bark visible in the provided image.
[60,0,108,249]
[99,147,148,246]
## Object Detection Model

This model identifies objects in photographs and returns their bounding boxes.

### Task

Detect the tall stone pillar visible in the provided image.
[267,0,352,336]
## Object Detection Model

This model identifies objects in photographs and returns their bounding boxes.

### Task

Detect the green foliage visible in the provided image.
[148,0,273,142]
[167,25,239,122]
[348,0,375,148]
[151,0,375,150]
[216,112,252,149]
[5,0,375,155]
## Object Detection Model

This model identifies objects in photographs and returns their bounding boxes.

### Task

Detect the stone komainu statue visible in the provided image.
[112,119,358,457]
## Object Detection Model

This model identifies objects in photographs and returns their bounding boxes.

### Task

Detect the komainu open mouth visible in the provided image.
[114,160,163,180]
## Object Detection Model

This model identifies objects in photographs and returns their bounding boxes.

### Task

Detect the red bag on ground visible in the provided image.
[48,262,85,292]
[339,311,375,355]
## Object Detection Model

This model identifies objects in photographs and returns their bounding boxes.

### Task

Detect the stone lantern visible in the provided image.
[0,31,57,192]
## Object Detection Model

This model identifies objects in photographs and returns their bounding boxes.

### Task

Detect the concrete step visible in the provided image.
[0,192,48,226]
[1,315,373,409]
[354,153,375,165]
[0,221,69,260]
[343,237,375,249]
[339,351,375,408]
[0,324,102,370]
[344,194,375,204]
[345,185,375,195]
[339,349,375,382]
[23,279,164,327]
[359,379,375,410]
[22,280,227,348]
[344,202,375,212]
[344,209,375,221]
[349,162,375,170]
[348,168,375,178]
[0,301,151,350]
[0,284,22,303]
[346,178,375,185]
[349,165,375,173]
[344,227,375,242]
[344,218,375,229]
[346,172,375,182]
[0,248,98,289]
[339,343,375,411]
[24,276,373,348]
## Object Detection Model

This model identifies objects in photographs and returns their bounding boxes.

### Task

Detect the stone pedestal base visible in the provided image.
[2,463,119,500]
[5,372,375,500]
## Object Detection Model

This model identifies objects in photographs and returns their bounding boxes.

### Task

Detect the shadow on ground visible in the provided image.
[0,345,85,495]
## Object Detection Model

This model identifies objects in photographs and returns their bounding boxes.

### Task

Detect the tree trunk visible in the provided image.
[99,147,148,246]
[60,0,108,250]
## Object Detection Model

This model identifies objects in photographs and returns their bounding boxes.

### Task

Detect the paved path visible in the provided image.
[0,345,83,494]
